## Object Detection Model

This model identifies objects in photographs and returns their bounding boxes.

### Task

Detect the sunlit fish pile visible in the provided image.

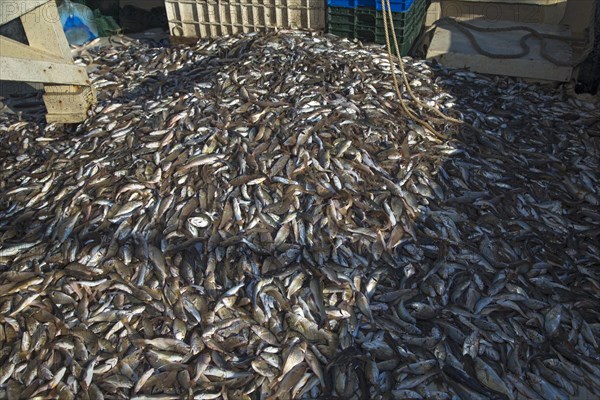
[1,31,599,400]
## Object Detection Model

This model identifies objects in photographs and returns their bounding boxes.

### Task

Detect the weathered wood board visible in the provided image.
[426,18,573,81]
[0,0,96,123]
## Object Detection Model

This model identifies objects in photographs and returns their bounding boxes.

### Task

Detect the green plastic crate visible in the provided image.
[328,0,427,55]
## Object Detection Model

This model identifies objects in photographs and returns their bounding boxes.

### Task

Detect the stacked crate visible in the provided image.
[328,0,427,55]
[165,0,326,42]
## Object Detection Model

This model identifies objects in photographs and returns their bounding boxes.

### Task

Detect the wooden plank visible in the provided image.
[46,112,89,123]
[44,85,95,123]
[21,1,72,61]
[425,0,567,26]
[0,36,64,62]
[0,0,49,25]
[426,19,573,82]
[0,57,90,85]
[432,51,572,81]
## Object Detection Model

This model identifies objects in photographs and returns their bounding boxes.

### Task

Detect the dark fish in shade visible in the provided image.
[0,31,599,400]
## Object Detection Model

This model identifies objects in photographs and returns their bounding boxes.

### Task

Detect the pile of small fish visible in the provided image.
[1,31,599,400]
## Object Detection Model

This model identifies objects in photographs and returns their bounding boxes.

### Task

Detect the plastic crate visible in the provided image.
[165,0,325,39]
[328,0,426,55]
[327,0,415,13]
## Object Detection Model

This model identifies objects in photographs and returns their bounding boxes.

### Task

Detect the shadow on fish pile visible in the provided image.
[1,31,600,400]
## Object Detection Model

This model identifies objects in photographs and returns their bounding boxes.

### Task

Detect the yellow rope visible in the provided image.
[380,0,465,133]
[380,0,420,122]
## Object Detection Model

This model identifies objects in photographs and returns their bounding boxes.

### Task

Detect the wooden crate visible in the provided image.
[165,0,326,40]
[426,19,574,81]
